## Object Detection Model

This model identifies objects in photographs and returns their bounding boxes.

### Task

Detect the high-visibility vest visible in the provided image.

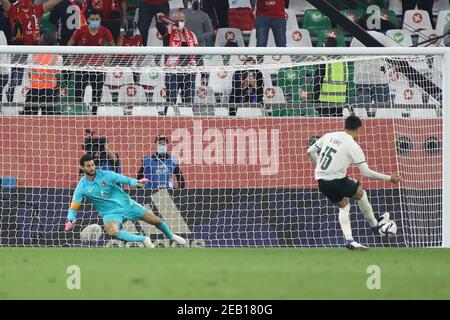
[29,54,61,89]
[319,62,348,104]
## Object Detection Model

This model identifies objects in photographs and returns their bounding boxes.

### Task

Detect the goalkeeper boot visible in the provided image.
[345,240,369,251]
[171,234,187,246]
[143,237,155,248]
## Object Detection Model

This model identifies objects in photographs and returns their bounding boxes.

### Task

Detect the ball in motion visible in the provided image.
[379,220,397,237]
[80,224,103,241]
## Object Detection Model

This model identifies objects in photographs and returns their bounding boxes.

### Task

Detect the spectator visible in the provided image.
[228,56,264,116]
[222,38,239,65]
[184,0,213,47]
[202,0,228,29]
[68,10,114,115]
[138,0,169,46]
[0,5,11,44]
[49,0,88,46]
[21,30,63,115]
[255,0,286,47]
[137,135,185,190]
[115,18,142,83]
[402,0,434,28]
[1,0,63,102]
[82,129,122,173]
[312,37,347,117]
[156,11,198,114]
[90,0,127,42]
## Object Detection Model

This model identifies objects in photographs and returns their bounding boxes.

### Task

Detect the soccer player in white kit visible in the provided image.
[307,116,401,250]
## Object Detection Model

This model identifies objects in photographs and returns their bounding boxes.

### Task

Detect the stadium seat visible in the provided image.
[316,29,346,47]
[194,86,215,104]
[105,71,134,92]
[83,86,92,104]
[97,106,125,116]
[262,87,286,104]
[152,86,167,103]
[101,86,113,103]
[262,70,274,87]
[285,9,299,30]
[208,69,233,93]
[228,54,253,66]
[433,0,450,16]
[286,29,312,47]
[402,10,433,32]
[140,70,165,89]
[147,28,164,47]
[417,29,442,47]
[236,107,263,117]
[229,0,251,8]
[167,106,194,116]
[263,54,292,74]
[0,106,19,115]
[375,108,409,118]
[435,10,450,35]
[410,108,439,118]
[215,28,245,47]
[214,107,229,117]
[132,106,159,116]
[302,9,332,36]
[386,29,413,46]
[203,54,225,66]
[351,30,399,47]
[118,84,147,105]
[340,9,364,32]
[289,0,315,15]
[393,87,423,105]
[388,0,402,15]
[169,0,184,10]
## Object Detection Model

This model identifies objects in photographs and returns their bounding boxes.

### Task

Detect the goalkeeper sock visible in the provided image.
[357,191,378,227]
[117,230,146,242]
[338,204,353,241]
[156,221,174,240]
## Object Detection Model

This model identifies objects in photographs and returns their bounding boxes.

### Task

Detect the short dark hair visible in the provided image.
[345,116,363,131]
[86,10,102,19]
[155,135,168,144]
[80,154,94,167]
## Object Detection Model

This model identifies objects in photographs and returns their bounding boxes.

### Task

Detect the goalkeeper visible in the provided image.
[64,154,187,247]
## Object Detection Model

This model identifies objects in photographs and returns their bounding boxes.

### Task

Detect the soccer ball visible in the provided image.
[80,224,103,241]
[379,220,397,237]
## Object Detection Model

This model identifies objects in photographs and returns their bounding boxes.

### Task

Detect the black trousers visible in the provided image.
[23,88,60,115]
[402,0,434,26]
[103,20,122,43]
[138,1,170,46]
[74,71,105,115]
[202,0,229,29]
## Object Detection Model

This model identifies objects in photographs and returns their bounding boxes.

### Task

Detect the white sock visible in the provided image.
[338,204,353,241]
[357,191,378,227]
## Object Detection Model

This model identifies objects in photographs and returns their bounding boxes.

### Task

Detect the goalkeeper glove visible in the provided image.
[65,220,75,232]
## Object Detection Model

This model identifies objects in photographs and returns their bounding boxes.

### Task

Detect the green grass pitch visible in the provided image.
[1,248,449,299]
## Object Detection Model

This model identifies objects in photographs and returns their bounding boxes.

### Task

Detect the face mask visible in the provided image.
[177,21,185,30]
[157,145,167,154]
[89,20,101,30]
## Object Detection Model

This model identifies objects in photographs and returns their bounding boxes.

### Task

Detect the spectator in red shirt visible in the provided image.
[256,0,287,47]
[90,0,127,43]
[116,18,142,83]
[138,0,169,46]
[0,0,62,102]
[68,10,114,115]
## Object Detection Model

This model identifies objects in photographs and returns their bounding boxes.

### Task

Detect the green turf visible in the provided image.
[1,248,449,299]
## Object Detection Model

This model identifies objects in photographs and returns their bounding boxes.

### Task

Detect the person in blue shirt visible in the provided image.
[137,135,185,190]
[64,154,186,247]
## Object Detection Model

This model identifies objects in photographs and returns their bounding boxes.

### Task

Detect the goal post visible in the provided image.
[0,45,448,248]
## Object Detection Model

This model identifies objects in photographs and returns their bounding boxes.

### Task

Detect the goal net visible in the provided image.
[0,46,447,248]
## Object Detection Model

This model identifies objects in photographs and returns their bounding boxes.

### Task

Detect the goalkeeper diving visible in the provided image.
[306,116,401,250]
[64,154,187,247]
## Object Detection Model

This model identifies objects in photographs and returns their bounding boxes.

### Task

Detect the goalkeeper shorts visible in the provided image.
[102,203,147,225]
